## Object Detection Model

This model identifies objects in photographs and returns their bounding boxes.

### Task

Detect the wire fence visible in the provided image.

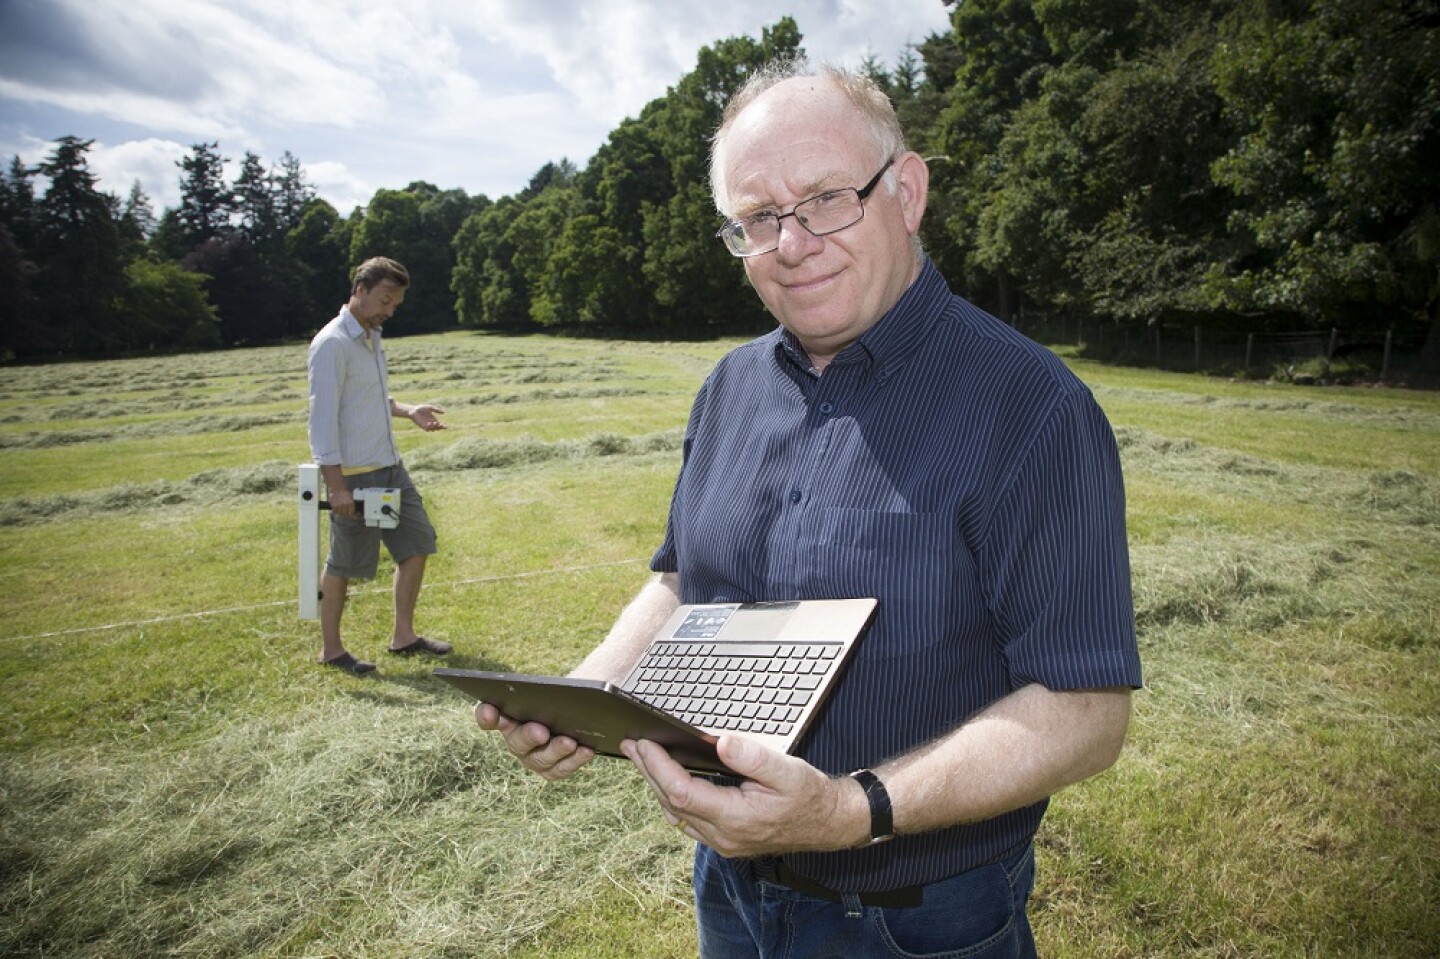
[1019,317,1434,384]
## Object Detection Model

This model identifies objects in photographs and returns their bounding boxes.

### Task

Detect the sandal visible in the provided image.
[388,636,453,657]
[322,652,376,675]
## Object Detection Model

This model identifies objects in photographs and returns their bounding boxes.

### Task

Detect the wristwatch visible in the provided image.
[849,768,895,845]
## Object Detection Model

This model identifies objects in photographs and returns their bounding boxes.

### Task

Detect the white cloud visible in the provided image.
[88,139,192,211]
[463,1,700,123]
[0,0,954,212]
[0,132,54,176]
[305,160,378,215]
[0,78,247,144]
[454,1,950,126]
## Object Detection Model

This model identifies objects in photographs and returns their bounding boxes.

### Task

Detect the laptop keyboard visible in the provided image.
[624,640,841,734]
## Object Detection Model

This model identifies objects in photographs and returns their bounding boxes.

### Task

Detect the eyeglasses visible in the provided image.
[715,158,896,258]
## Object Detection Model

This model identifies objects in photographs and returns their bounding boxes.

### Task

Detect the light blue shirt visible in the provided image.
[307,306,400,472]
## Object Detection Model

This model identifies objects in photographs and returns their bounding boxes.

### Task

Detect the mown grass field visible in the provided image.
[1,330,1436,958]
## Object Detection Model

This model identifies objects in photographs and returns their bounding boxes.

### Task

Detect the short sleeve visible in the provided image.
[979,390,1142,691]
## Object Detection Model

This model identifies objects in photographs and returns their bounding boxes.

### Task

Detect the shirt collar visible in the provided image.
[772,256,950,378]
[339,306,372,342]
[853,256,950,376]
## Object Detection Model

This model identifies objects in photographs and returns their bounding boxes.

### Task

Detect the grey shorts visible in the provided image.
[325,463,438,580]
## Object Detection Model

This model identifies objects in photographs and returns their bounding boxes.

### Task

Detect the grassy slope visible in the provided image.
[0,333,1436,957]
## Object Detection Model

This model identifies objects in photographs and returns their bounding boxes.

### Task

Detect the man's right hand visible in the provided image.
[328,486,357,520]
[474,702,597,781]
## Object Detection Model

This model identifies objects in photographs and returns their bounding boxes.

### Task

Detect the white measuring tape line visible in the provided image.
[9,559,647,642]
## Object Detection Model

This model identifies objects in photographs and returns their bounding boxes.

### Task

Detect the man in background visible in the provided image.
[307,256,452,675]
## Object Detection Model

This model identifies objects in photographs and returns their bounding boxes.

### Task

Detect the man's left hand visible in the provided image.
[621,736,866,858]
[409,403,447,431]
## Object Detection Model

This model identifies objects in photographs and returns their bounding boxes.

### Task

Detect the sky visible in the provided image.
[0,0,954,216]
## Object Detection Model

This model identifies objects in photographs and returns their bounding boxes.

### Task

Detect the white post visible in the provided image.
[298,464,322,620]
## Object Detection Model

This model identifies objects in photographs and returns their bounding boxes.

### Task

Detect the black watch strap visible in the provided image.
[849,768,895,845]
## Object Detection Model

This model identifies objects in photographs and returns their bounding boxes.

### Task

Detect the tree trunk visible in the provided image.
[996,271,1014,325]
[1420,300,1440,378]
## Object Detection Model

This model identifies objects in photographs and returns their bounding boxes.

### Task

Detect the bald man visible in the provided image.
[477,61,1141,959]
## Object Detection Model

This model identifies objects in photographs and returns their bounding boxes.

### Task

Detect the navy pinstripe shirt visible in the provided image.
[651,258,1142,892]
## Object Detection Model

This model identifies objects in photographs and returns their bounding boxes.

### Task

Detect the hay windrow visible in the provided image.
[0,699,689,957]
[1116,425,1440,526]
[0,431,685,526]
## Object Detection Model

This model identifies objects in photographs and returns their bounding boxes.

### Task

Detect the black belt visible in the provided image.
[760,858,924,908]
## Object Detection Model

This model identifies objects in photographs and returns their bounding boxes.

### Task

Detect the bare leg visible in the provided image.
[389,553,426,650]
[319,572,350,662]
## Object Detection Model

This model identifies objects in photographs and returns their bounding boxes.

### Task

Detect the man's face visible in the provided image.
[718,77,925,369]
[351,279,406,330]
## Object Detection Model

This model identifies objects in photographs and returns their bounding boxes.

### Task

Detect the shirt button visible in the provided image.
[788,489,803,504]
[818,401,834,415]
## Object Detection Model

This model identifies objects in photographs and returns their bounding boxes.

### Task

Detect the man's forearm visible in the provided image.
[320,464,349,496]
[879,684,1132,837]
[569,572,680,683]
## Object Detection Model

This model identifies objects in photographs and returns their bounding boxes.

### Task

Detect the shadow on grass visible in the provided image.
[329,649,518,705]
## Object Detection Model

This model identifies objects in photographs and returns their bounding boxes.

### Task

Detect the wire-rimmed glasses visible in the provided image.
[715,158,896,258]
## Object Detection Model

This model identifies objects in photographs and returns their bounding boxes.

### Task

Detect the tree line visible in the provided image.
[2,0,1437,374]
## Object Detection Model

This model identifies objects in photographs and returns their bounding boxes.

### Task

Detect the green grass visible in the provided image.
[1,331,1437,957]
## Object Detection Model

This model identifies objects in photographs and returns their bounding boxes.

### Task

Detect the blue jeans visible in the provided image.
[694,843,1037,959]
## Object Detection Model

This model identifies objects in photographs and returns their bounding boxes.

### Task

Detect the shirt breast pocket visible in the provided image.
[808,508,977,658]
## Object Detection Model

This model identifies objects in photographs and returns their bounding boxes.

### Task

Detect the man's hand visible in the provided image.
[474,702,596,781]
[408,403,447,431]
[622,735,868,858]
[327,485,357,520]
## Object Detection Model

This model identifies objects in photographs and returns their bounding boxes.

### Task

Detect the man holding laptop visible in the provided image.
[474,61,1142,957]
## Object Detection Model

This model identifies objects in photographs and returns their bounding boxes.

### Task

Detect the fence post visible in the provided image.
[1154,325,1162,365]
[1245,332,1254,372]
[1382,328,1393,382]
[1325,327,1339,376]
[1194,326,1202,370]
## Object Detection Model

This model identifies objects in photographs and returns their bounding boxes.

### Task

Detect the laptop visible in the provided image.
[435,597,878,774]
